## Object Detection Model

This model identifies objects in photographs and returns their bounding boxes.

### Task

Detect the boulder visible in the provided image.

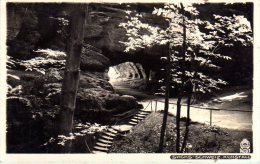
[75,88,142,123]
[39,71,141,123]
[80,47,111,72]
[79,72,113,91]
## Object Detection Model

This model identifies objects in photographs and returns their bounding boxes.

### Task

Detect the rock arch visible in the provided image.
[108,62,147,82]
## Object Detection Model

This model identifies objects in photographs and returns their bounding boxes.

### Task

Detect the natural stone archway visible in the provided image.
[7,3,165,81]
[108,62,147,81]
[6,3,165,126]
[115,63,133,79]
[107,61,148,91]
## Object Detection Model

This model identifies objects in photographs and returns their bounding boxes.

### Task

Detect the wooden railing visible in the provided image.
[147,99,252,126]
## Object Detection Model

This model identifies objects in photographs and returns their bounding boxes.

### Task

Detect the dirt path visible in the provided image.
[110,79,158,100]
[139,89,252,131]
[110,80,252,131]
[139,99,252,131]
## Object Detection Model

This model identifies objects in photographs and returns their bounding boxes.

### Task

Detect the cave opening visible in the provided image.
[107,62,148,91]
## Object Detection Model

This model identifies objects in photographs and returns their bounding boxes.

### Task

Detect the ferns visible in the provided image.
[21,49,66,75]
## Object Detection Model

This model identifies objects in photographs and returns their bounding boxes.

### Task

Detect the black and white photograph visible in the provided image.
[0,0,259,162]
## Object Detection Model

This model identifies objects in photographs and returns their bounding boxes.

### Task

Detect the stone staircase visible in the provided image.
[92,110,151,154]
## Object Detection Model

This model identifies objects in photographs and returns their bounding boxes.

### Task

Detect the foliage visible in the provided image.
[42,122,108,147]
[119,2,253,153]
[7,48,65,96]
[21,49,66,75]
[6,49,66,153]
[7,49,65,105]
[209,14,253,47]
[7,55,24,99]
[119,3,252,96]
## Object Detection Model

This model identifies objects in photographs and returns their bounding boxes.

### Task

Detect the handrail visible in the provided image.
[154,99,252,112]
[112,100,152,126]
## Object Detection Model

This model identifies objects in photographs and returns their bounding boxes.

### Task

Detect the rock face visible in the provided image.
[7,5,41,59]
[80,44,111,72]
[76,45,142,123]
[7,45,142,122]
[7,3,165,72]
[75,88,142,123]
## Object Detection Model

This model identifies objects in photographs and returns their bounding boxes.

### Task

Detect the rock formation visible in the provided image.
[6,3,253,153]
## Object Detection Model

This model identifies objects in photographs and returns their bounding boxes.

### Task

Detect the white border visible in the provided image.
[0,0,259,163]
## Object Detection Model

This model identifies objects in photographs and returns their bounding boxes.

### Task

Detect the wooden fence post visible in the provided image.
[210,109,212,126]
[151,100,153,111]
[155,100,157,112]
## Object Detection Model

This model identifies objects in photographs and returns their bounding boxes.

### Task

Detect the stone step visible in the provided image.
[136,113,148,117]
[128,121,138,125]
[92,150,107,154]
[103,132,117,137]
[107,128,118,134]
[96,142,111,148]
[100,135,114,140]
[133,115,145,120]
[111,125,133,133]
[139,110,151,114]
[130,118,139,123]
[93,146,109,152]
[98,138,113,144]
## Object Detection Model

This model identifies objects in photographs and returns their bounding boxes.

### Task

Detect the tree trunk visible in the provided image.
[181,91,191,152]
[158,43,170,153]
[176,91,182,153]
[180,48,199,152]
[176,3,187,153]
[57,5,87,152]
[186,94,191,126]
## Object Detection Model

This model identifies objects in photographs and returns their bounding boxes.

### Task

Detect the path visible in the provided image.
[109,79,156,100]
[139,99,252,131]
[110,79,252,131]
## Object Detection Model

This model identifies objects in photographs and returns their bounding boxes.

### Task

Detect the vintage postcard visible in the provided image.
[0,0,259,163]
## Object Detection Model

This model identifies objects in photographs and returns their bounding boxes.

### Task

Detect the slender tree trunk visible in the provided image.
[57,5,87,152]
[176,3,187,153]
[186,94,191,126]
[158,43,171,153]
[176,91,182,153]
[180,47,199,152]
[181,91,191,152]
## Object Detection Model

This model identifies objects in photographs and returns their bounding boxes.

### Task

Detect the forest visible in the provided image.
[6,2,253,153]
